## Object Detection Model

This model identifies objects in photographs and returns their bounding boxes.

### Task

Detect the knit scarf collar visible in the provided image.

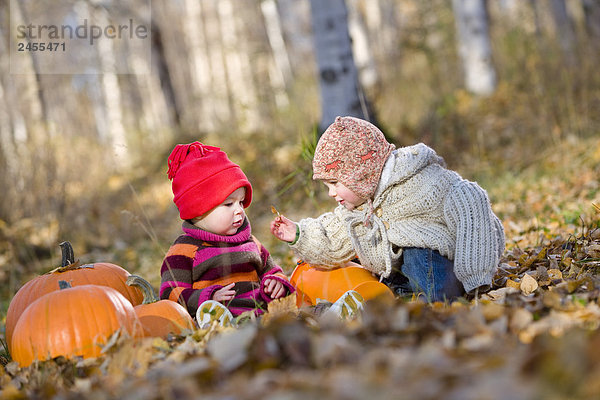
[182,218,251,243]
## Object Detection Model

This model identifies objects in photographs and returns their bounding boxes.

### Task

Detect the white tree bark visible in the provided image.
[261,0,291,108]
[0,25,19,181]
[378,0,401,58]
[130,52,171,144]
[7,0,46,143]
[275,0,313,74]
[92,5,129,166]
[582,0,600,50]
[498,0,519,14]
[218,0,258,132]
[183,0,215,131]
[309,0,369,131]
[550,0,578,66]
[451,0,497,96]
[202,0,232,125]
[347,0,378,90]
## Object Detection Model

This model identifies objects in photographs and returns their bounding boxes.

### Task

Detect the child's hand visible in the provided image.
[213,282,236,302]
[263,277,286,299]
[270,215,297,243]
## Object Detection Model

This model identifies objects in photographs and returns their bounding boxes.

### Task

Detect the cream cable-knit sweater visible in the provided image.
[290,143,505,293]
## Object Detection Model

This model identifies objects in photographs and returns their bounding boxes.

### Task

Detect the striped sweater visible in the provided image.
[160,219,294,317]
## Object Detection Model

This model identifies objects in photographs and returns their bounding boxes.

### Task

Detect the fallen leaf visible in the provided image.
[262,294,298,325]
[268,294,297,315]
[510,308,534,333]
[312,333,357,367]
[520,273,539,295]
[482,287,519,302]
[547,268,563,281]
[542,290,563,309]
[103,338,156,380]
[506,279,521,290]
[207,324,258,372]
[479,302,505,321]
[460,331,495,351]
[0,383,22,399]
[585,244,600,258]
[519,248,547,271]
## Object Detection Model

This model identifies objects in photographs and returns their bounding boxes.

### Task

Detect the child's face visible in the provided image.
[193,187,246,235]
[322,180,366,210]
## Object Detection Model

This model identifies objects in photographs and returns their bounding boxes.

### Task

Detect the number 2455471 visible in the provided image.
[17,42,65,51]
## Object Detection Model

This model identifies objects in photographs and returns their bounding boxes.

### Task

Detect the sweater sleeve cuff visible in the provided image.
[197,285,221,305]
[259,274,296,302]
[288,224,300,245]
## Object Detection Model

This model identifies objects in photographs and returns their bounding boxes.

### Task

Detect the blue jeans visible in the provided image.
[382,248,464,302]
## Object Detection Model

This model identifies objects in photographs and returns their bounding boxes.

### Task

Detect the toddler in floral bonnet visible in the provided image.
[272,116,505,302]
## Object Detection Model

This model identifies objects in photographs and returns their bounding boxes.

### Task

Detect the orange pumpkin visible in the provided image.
[126,275,196,338]
[290,261,394,307]
[10,281,143,367]
[5,241,144,348]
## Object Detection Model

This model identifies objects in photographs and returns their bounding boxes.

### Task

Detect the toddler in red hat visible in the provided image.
[160,142,294,327]
[271,116,505,302]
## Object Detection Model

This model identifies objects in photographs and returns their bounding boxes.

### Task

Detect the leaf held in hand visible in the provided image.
[271,205,281,218]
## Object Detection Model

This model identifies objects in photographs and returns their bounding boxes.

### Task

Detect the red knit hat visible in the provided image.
[167,142,252,219]
[313,116,395,200]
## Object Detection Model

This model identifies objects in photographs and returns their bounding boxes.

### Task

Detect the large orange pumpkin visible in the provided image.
[10,281,142,367]
[5,242,144,348]
[126,275,196,338]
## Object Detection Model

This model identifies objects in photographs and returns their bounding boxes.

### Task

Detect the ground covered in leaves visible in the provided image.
[2,137,600,400]
[3,235,600,400]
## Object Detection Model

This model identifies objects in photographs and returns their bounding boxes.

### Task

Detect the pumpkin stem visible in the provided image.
[49,242,82,273]
[60,241,75,266]
[126,275,158,304]
[58,280,72,290]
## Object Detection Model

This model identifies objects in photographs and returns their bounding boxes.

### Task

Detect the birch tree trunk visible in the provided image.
[451,0,497,96]
[150,23,181,128]
[360,0,399,61]
[183,0,216,131]
[130,45,172,144]
[275,0,314,75]
[550,0,578,66]
[309,0,372,132]
[528,0,543,37]
[261,0,291,108]
[0,22,19,190]
[582,0,600,52]
[92,5,129,166]
[202,0,232,126]
[114,5,171,145]
[7,0,46,143]
[13,1,49,130]
[218,0,259,132]
[347,0,378,91]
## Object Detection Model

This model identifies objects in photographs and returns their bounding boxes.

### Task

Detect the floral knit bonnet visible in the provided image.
[313,116,395,200]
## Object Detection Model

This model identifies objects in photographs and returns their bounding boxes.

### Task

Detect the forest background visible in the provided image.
[1,0,600,398]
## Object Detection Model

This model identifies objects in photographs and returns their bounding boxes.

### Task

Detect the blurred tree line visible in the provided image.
[0,0,599,296]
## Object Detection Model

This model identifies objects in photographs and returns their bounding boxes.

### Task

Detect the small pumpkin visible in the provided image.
[5,241,144,348]
[10,281,142,367]
[126,275,196,338]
